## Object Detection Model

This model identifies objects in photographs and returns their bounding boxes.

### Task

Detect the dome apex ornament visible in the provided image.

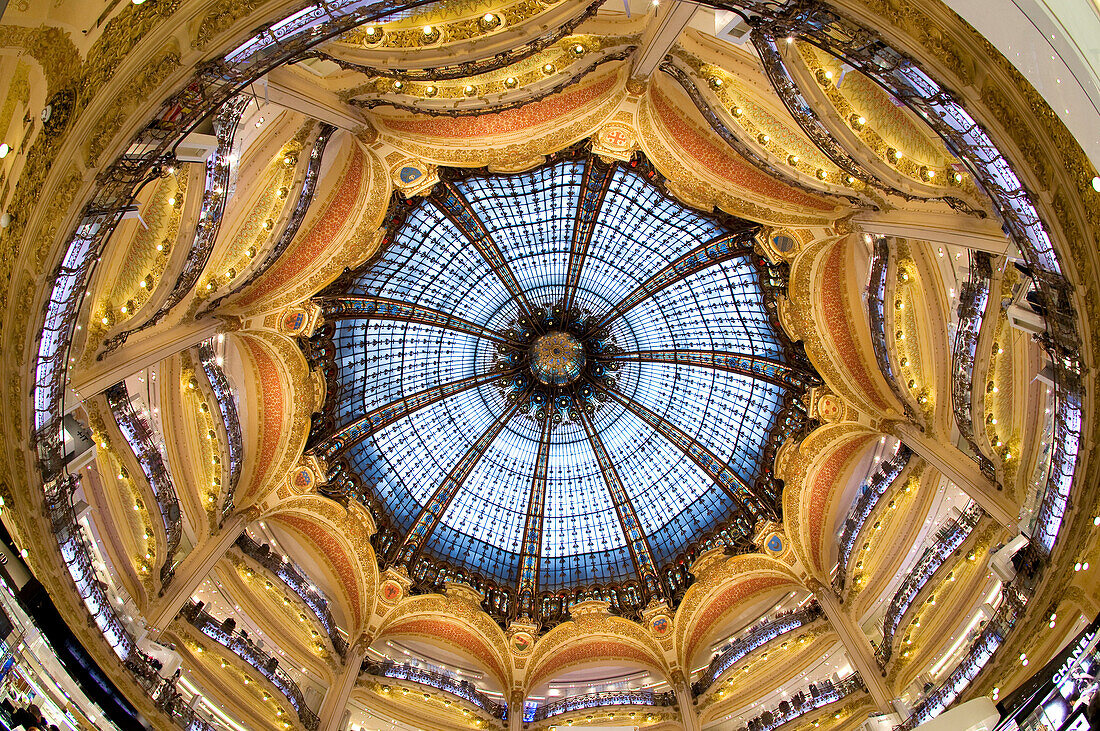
[494,302,620,425]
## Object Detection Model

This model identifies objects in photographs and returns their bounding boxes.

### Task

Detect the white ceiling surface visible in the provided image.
[941,0,1100,171]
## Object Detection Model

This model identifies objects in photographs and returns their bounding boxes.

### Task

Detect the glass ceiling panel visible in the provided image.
[310,152,811,618]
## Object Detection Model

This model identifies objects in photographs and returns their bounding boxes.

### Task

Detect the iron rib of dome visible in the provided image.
[301,144,819,628]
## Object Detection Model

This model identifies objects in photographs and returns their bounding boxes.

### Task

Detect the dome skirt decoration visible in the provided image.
[305,145,819,628]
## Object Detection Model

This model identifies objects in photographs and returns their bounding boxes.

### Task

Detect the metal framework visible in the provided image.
[952,251,998,480]
[305,148,815,628]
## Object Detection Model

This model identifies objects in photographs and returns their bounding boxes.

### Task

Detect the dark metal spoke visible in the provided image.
[563,156,614,310]
[395,398,525,564]
[577,405,662,595]
[313,371,513,461]
[591,379,765,520]
[591,229,757,332]
[431,181,537,320]
[517,418,553,599]
[318,295,521,346]
[607,349,818,390]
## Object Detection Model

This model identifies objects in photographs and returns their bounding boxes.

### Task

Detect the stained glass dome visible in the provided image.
[306,148,817,625]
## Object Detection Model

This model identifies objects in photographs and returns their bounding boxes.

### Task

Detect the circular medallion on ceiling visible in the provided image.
[307,147,817,626]
[529,331,586,386]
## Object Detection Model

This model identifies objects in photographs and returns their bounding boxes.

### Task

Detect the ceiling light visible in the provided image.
[478,13,500,30]
[464,84,477,95]
[1092,176,1100,192]
[424,85,438,97]
[0,143,9,158]
[504,77,518,89]
[543,63,556,75]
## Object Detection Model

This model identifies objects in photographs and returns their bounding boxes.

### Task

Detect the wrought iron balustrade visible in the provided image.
[105,381,182,588]
[202,123,335,315]
[866,237,919,422]
[894,587,1024,729]
[876,502,984,666]
[182,601,320,731]
[834,445,912,594]
[530,688,676,721]
[693,603,824,695]
[197,340,243,522]
[45,475,135,658]
[737,673,865,731]
[234,533,348,657]
[952,251,997,480]
[361,659,506,718]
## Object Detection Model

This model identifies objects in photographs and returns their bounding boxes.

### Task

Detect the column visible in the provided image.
[631,2,699,79]
[145,512,247,629]
[675,682,701,731]
[813,587,893,712]
[264,68,366,130]
[508,691,524,731]
[893,423,1016,528]
[317,642,367,731]
[70,318,222,399]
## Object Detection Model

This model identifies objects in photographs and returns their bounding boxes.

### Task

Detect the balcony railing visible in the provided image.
[182,601,319,731]
[693,603,824,695]
[361,659,506,719]
[894,586,1025,730]
[866,237,919,422]
[737,674,865,731]
[105,381,182,588]
[951,251,997,481]
[834,446,913,594]
[234,533,348,657]
[196,340,243,522]
[46,475,135,658]
[876,502,984,667]
[530,689,676,721]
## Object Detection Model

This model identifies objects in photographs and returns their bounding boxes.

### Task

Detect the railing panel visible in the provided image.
[736,673,865,731]
[693,603,824,695]
[531,689,676,721]
[197,340,243,522]
[183,602,320,731]
[362,659,506,718]
[235,534,348,657]
[105,381,183,588]
[951,251,997,480]
[876,502,983,666]
[834,446,912,594]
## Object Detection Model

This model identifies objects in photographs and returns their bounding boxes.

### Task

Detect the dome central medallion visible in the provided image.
[306,147,818,627]
[529,331,585,386]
